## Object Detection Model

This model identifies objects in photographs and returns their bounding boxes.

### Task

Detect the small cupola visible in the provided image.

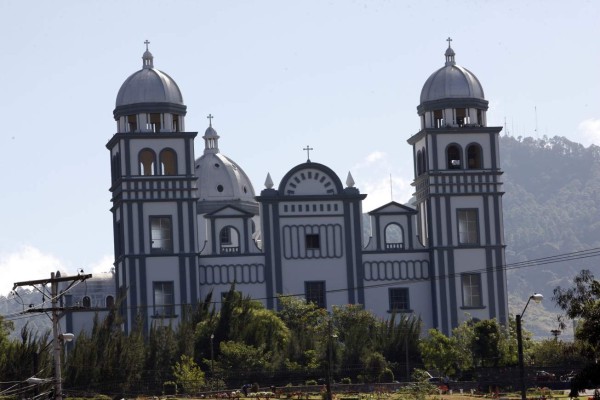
[203,114,220,154]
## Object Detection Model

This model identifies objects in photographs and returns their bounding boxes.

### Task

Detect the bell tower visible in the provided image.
[408,39,508,334]
[107,42,199,332]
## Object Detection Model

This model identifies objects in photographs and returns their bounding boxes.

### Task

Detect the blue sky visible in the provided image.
[0,0,599,296]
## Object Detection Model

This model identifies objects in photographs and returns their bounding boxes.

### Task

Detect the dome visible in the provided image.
[418,41,487,113]
[194,123,258,214]
[115,68,184,107]
[113,44,186,119]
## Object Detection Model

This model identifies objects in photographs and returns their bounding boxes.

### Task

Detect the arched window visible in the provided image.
[160,148,177,175]
[219,226,240,254]
[420,148,427,174]
[111,153,121,183]
[106,295,115,308]
[466,143,483,169]
[416,150,423,176]
[384,223,404,250]
[139,149,156,176]
[82,296,91,308]
[446,144,462,169]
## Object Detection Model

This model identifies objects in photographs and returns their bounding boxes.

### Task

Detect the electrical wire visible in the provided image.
[2,247,599,319]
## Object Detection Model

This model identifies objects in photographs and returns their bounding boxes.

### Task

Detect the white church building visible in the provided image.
[62,40,508,337]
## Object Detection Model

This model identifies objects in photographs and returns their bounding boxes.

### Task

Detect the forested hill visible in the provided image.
[501,135,600,337]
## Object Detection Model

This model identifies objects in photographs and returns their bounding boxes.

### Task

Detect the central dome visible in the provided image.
[195,123,258,215]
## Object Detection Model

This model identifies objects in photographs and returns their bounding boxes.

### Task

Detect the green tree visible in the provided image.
[216,340,271,383]
[173,354,205,395]
[531,338,586,367]
[472,319,502,367]
[196,286,291,382]
[332,304,378,376]
[553,269,600,393]
[145,323,179,388]
[418,328,459,377]
[553,269,600,356]
[277,295,327,373]
[360,351,388,383]
[375,313,421,374]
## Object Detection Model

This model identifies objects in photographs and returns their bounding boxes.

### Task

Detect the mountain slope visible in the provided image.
[502,135,600,338]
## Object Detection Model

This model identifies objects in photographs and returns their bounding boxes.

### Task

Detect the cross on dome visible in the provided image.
[207,114,214,127]
[445,37,456,66]
[303,145,313,162]
[142,39,154,69]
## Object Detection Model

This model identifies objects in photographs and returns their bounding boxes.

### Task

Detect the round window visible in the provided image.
[217,184,224,192]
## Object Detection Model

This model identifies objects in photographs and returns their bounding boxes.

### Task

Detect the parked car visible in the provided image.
[535,370,556,382]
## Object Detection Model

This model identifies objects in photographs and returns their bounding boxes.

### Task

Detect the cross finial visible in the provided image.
[207,114,214,127]
[144,40,150,51]
[446,37,452,48]
[303,145,313,162]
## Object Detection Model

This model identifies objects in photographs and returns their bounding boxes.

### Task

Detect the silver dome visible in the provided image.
[115,47,184,108]
[115,68,184,107]
[195,125,258,214]
[420,44,485,104]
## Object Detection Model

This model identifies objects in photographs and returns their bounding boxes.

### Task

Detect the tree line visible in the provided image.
[1,270,600,398]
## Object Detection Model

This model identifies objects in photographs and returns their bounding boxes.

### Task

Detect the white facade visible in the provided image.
[63,40,508,337]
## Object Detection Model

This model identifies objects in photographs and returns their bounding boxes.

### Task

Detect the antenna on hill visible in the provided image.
[504,116,508,136]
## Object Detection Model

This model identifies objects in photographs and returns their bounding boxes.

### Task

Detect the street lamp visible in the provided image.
[326,327,338,400]
[517,293,543,400]
[210,334,215,375]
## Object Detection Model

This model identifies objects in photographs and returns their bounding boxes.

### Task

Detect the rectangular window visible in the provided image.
[220,227,231,245]
[457,209,479,245]
[127,114,137,132]
[150,113,161,132]
[305,281,326,308]
[305,233,320,250]
[153,281,175,317]
[389,288,410,312]
[434,109,444,128]
[462,273,482,307]
[151,216,173,253]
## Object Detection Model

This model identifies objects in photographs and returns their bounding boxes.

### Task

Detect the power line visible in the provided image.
[2,247,599,319]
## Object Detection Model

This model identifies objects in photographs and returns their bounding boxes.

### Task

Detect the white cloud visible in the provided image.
[365,151,386,164]
[0,246,114,296]
[577,118,600,147]
[88,254,114,275]
[351,152,414,212]
[353,151,387,169]
[0,246,64,296]
[361,175,413,212]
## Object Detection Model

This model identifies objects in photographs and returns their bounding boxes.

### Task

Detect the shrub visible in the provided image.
[380,368,394,383]
[163,381,177,395]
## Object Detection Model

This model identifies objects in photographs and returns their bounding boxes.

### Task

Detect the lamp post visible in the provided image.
[517,293,543,400]
[325,318,338,400]
[210,334,214,375]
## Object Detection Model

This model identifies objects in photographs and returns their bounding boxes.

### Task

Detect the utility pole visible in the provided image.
[13,271,92,400]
